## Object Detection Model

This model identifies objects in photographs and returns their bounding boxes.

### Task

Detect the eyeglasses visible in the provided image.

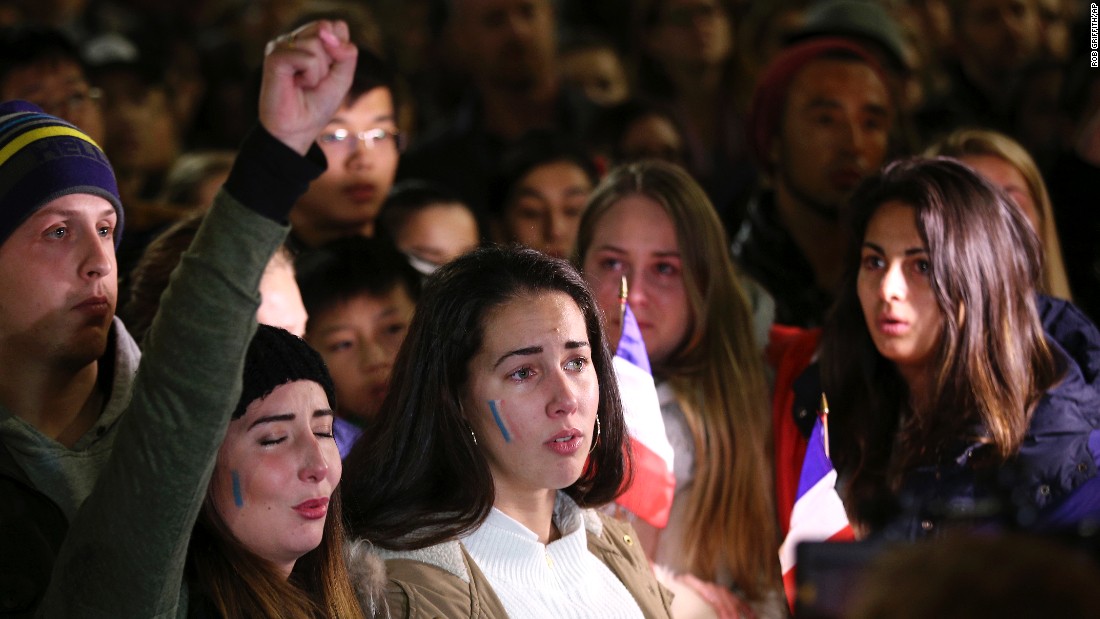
[40,87,103,118]
[318,127,406,153]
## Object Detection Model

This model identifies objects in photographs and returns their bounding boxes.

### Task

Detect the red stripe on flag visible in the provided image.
[616,438,676,528]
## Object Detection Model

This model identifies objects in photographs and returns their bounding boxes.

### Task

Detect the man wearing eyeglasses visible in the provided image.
[289,47,403,248]
[0,26,105,146]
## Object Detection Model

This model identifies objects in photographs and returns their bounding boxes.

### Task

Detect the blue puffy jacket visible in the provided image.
[882,296,1100,540]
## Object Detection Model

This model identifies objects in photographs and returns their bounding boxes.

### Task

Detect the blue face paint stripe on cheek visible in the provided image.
[231,470,244,508]
[488,400,511,443]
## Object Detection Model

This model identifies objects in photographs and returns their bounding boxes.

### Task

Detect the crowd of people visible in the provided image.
[1,0,1099,617]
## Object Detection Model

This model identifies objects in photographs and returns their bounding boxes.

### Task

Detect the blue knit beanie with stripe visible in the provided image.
[0,100,123,247]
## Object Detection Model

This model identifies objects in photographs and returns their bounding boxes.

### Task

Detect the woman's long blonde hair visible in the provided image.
[576,161,779,600]
[924,128,1072,300]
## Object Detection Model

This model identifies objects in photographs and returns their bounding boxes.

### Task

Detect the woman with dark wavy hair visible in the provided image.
[822,157,1100,539]
[342,245,672,618]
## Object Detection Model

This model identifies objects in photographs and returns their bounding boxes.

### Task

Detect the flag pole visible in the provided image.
[618,275,628,345]
[820,393,831,460]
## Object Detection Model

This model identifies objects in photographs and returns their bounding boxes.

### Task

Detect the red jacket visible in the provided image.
[766,325,822,535]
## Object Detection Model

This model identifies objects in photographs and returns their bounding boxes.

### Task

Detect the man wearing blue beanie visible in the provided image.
[0,102,125,445]
[0,21,357,617]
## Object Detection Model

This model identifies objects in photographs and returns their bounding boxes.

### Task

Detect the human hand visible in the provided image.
[677,574,755,619]
[258,20,358,155]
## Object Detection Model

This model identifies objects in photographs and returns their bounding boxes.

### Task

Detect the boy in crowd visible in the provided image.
[296,237,421,439]
[377,179,480,275]
[290,47,402,247]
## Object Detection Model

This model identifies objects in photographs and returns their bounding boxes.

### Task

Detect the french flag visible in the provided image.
[778,412,854,609]
[612,303,676,528]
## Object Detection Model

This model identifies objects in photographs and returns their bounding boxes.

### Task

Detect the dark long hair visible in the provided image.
[341,245,630,549]
[821,157,1061,527]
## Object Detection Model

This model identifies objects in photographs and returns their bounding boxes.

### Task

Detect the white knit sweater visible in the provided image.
[462,493,646,619]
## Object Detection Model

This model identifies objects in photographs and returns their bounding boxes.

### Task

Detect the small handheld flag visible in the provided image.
[612,299,676,529]
[778,393,854,610]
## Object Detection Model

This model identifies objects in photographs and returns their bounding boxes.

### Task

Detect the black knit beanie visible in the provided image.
[233,324,337,419]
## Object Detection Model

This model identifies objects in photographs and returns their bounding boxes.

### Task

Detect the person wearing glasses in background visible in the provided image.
[289,47,404,249]
[0,26,105,145]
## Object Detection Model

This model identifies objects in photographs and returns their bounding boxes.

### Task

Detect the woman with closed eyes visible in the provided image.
[185,325,364,618]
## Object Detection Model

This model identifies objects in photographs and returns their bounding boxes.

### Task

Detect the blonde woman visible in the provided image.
[925,128,1072,300]
[576,161,781,617]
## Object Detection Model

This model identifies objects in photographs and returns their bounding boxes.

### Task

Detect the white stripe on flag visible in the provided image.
[613,356,675,472]
[779,468,850,574]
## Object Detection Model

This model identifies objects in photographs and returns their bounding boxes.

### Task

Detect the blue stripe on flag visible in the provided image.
[617,304,651,373]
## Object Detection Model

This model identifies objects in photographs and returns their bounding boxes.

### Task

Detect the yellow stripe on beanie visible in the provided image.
[0,125,102,167]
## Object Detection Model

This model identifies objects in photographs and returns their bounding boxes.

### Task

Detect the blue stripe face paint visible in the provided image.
[231,470,244,508]
[488,400,511,442]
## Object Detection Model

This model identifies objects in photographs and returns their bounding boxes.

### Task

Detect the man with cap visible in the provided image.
[732,38,894,328]
[785,0,922,149]
[0,20,356,617]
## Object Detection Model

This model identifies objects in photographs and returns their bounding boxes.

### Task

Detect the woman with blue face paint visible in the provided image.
[341,245,674,618]
[32,19,369,619]
[186,325,364,618]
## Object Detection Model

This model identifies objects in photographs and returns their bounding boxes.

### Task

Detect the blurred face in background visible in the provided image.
[452,0,558,92]
[617,113,686,165]
[294,88,400,243]
[502,160,593,259]
[957,154,1040,233]
[395,203,480,272]
[1,57,105,146]
[559,45,629,107]
[646,0,734,69]
[955,0,1039,75]
[1035,0,1070,61]
[97,72,179,176]
[771,58,891,220]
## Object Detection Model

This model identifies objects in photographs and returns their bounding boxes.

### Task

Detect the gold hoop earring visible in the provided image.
[588,414,601,454]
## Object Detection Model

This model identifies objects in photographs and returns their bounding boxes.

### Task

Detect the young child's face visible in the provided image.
[559,46,629,107]
[294,87,400,241]
[503,160,593,259]
[305,286,415,421]
[396,202,479,272]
